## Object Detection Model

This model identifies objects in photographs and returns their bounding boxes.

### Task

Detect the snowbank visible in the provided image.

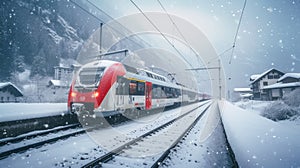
[0,103,68,122]
[234,100,271,115]
[219,100,300,167]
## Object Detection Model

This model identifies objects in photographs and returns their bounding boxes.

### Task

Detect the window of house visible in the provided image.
[274,75,279,79]
[263,82,268,86]
[268,75,273,79]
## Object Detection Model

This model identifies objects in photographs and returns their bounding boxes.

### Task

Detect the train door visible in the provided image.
[145,82,152,110]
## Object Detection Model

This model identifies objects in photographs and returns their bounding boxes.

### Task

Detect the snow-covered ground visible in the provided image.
[0,103,68,122]
[235,99,300,125]
[234,100,272,115]
[3,100,299,167]
[0,102,212,167]
[162,101,234,167]
[219,100,300,167]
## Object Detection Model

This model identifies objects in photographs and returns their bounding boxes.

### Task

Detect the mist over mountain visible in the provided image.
[0,0,101,81]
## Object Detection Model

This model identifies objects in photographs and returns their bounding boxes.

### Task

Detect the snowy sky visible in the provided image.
[86,0,300,94]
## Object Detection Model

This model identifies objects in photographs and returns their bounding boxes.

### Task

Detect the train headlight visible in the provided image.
[92,91,99,98]
[71,92,77,97]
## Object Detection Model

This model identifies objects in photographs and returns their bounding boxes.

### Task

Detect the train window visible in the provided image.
[166,87,173,98]
[137,82,145,95]
[129,82,137,95]
[152,84,167,99]
[146,72,151,78]
[129,81,145,95]
[78,67,105,86]
[152,85,158,98]
[116,76,129,95]
[146,72,154,78]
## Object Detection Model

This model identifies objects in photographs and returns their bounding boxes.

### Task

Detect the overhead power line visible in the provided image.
[69,0,145,49]
[229,0,247,64]
[205,0,247,65]
[157,0,202,64]
[156,0,210,82]
[87,0,153,48]
[129,0,194,68]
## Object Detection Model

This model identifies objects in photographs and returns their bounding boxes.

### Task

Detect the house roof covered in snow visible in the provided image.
[250,74,260,81]
[250,68,284,84]
[234,88,252,92]
[240,93,253,97]
[0,82,23,97]
[278,73,300,82]
[263,82,300,90]
[48,80,69,87]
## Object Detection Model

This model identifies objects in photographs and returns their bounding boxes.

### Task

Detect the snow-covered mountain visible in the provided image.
[0,0,100,81]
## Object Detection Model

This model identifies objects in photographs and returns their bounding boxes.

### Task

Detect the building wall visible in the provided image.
[258,71,282,91]
[0,91,17,103]
[271,89,280,98]
[251,70,283,100]
[54,67,73,81]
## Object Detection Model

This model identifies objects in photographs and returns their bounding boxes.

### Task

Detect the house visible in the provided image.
[54,66,73,81]
[47,80,69,89]
[263,73,300,100]
[0,82,23,103]
[48,66,73,89]
[47,66,73,98]
[233,88,253,100]
[250,68,284,100]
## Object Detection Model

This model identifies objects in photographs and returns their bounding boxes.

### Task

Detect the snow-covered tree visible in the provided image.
[282,88,300,107]
[30,49,47,77]
[262,101,298,121]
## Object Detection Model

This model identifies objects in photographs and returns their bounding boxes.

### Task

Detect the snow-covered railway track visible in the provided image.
[0,123,81,146]
[0,124,89,159]
[82,102,211,168]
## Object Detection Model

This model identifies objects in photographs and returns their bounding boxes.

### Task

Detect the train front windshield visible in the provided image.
[75,67,105,88]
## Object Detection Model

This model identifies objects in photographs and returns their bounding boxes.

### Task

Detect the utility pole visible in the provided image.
[218,59,221,100]
[99,22,103,54]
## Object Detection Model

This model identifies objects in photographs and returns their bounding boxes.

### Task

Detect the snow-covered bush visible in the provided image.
[282,88,300,107]
[262,101,298,121]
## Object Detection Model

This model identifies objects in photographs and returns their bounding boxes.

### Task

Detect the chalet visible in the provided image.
[250,68,284,100]
[0,82,23,103]
[263,73,300,100]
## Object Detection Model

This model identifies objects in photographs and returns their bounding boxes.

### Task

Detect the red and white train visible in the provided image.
[68,60,202,117]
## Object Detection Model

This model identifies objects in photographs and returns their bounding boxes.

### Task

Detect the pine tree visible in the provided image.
[13,54,25,73]
[30,48,47,77]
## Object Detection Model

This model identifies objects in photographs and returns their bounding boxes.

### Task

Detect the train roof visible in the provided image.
[80,60,118,69]
[79,60,198,92]
[126,72,180,88]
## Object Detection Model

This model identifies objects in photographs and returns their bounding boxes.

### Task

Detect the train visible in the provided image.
[67,60,206,118]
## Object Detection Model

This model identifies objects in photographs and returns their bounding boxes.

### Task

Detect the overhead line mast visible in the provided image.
[69,0,146,50]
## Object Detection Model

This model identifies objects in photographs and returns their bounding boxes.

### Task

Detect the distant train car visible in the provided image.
[68,60,200,117]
